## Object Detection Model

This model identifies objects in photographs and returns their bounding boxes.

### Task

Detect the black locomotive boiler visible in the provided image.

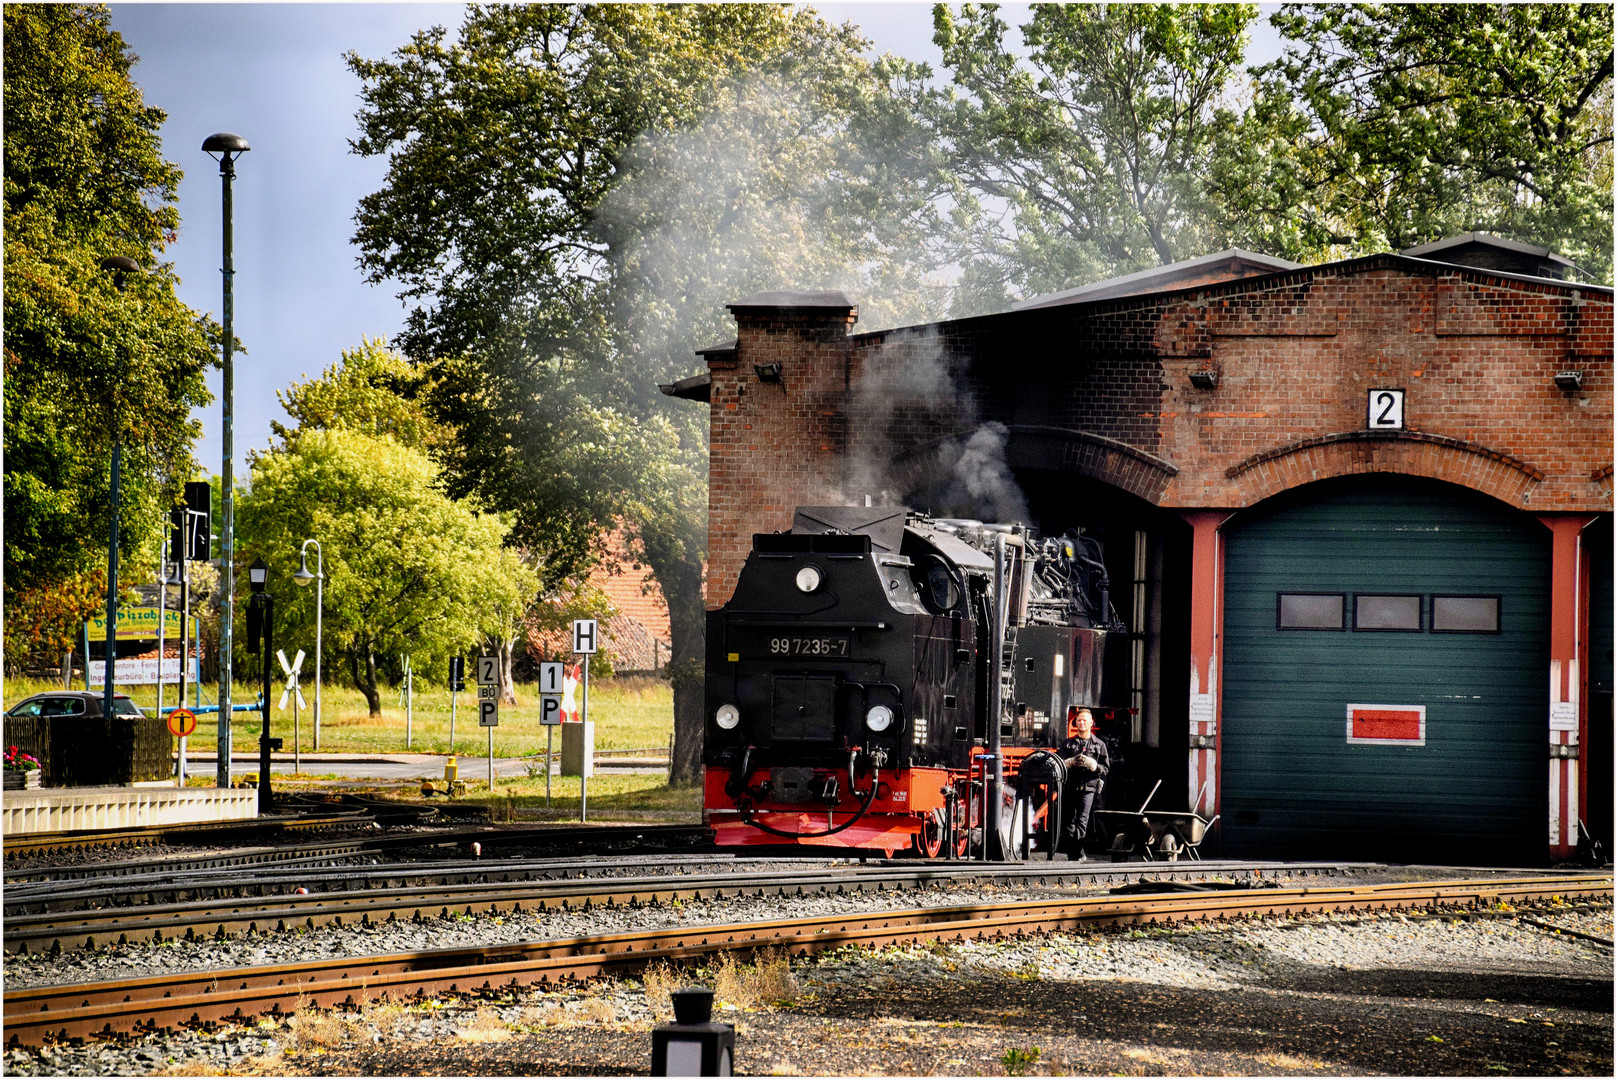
[704,506,1125,859]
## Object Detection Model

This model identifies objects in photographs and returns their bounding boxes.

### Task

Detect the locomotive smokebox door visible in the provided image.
[770,676,837,741]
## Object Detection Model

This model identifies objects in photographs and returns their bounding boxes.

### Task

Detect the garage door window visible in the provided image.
[1354,594,1422,632]
[1277,593,1345,630]
[1432,595,1500,634]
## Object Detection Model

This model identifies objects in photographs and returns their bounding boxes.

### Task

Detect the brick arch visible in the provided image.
[1225,430,1545,509]
[888,425,1179,504]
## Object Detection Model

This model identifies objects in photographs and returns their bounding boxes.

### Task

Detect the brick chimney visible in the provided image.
[706,291,857,608]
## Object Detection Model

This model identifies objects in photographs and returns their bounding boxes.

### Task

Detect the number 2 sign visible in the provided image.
[1367,388,1404,430]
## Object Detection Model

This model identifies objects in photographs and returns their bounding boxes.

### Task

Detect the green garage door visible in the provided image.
[1221,476,1549,863]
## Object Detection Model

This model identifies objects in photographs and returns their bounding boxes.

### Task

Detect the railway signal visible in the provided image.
[478,654,500,788]
[277,649,306,773]
[538,661,563,806]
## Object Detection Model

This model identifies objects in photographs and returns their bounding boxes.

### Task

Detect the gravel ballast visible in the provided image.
[3,868,1609,1077]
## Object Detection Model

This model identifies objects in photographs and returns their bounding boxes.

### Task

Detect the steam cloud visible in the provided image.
[597,66,1032,525]
[843,329,1032,524]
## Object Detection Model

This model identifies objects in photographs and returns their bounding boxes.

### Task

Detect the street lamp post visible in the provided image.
[245,557,280,814]
[203,132,249,789]
[294,540,323,751]
[98,255,140,717]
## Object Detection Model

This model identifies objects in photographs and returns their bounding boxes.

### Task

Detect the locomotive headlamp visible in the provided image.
[795,566,823,593]
[715,703,741,730]
[865,704,894,733]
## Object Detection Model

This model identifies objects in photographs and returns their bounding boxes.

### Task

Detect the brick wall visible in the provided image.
[706,298,859,606]
[704,257,1613,607]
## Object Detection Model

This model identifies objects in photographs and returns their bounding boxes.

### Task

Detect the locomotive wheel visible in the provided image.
[911,810,945,859]
[950,789,974,858]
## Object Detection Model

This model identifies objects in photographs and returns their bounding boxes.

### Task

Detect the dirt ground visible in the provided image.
[274,960,1609,1077]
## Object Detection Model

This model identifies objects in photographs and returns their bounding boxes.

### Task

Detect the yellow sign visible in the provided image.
[85,607,198,643]
[167,707,199,738]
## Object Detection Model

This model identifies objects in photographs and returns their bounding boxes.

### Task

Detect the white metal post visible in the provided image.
[312,543,322,751]
[580,658,588,823]
[157,534,168,725]
[177,552,189,788]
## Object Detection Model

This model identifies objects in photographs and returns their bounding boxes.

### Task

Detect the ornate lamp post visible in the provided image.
[98,255,140,717]
[294,539,324,750]
[202,132,248,788]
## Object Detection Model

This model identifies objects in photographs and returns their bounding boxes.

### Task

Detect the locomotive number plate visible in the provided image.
[767,635,851,658]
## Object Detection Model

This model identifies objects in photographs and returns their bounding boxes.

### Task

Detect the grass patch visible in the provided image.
[3,674,674,758]
[454,773,702,815]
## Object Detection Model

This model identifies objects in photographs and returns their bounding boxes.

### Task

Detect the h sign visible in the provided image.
[572,619,598,655]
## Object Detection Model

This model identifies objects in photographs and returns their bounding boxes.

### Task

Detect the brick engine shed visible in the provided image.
[672,236,1613,865]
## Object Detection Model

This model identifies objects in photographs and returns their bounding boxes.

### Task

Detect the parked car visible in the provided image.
[3,691,167,787]
[6,691,147,719]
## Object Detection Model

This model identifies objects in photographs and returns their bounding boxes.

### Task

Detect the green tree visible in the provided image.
[347,4,946,781]
[930,2,1258,305]
[3,4,216,672]
[239,429,537,716]
[1224,3,1613,280]
[271,338,441,452]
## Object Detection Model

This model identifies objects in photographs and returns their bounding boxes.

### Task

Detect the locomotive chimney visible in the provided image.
[704,291,858,609]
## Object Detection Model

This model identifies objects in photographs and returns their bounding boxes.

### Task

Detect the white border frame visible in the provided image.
[1345,703,1426,746]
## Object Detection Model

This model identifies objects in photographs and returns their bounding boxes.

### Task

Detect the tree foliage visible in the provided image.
[347,4,947,780]
[1217,3,1614,280]
[239,428,537,716]
[271,338,440,452]
[927,2,1612,295]
[3,3,215,672]
[931,3,1258,305]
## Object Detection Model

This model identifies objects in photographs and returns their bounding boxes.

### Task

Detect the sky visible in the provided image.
[109,2,1279,481]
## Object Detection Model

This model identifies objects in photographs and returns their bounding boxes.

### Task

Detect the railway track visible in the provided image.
[0,813,373,859]
[2,822,713,885]
[3,858,1347,955]
[5,872,1606,1048]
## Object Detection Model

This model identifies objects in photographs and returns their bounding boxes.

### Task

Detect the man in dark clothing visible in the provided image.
[1060,706,1110,859]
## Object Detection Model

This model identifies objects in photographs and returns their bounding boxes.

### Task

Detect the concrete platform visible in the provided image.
[1,785,258,836]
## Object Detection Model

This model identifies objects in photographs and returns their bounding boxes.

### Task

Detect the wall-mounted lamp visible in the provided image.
[1188,369,1218,389]
[753,362,783,383]
[1554,370,1583,392]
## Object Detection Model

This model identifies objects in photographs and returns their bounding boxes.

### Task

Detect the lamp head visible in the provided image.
[202,132,250,175]
[294,551,314,588]
[248,556,268,593]
[100,255,140,291]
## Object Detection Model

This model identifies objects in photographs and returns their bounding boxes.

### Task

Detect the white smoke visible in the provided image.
[594,46,1030,524]
[843,326,1031,524]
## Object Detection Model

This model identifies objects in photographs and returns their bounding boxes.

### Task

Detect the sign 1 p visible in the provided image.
[479,699,499,728]
[539,662,563,695]
[572,619,598,655]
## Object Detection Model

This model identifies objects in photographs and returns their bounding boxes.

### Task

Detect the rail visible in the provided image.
[5,872,1607,1048]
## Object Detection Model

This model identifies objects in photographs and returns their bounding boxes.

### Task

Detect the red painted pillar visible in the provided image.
[1182,511,1232,818]
[1539,514,1595,858]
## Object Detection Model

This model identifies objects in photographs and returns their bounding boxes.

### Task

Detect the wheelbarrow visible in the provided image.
[1093,780,1220,862]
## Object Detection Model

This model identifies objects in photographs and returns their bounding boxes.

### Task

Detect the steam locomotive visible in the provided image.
[703,506,1125,859]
